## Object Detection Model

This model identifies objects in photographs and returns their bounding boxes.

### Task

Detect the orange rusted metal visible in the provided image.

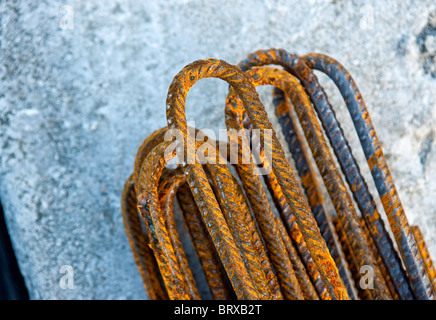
[228,65,389,299]
[120,50,435,301]
[121,174,168,300]
[411,226,436,295]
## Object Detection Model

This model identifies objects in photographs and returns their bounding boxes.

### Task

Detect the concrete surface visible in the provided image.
[0,0,435,299]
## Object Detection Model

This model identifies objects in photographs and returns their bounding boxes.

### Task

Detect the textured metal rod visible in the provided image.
[132,125,275,299]
[158,169,201,299]
[133,127,168,188]
[166,58,347,299]
[226,82,329,300]
[229,174,284,300]
[333,217,369,300]
[301,53,431,300]
[122,52,433,300]
[259,157,331,300]
[274,216,320,300]
[273,66,392,299]
[203,138,283,299]
[166,65,267,299]
[138,140,265,299]
[228,91,331,300]
[358,217,399,300]
[137,141,193,299]
[202,153,274,300]
[411,226,436,295]
[193,135,283,299]
[195,136,280,299]
[225,97,305,300]
[227,92,330,299]
[234,61,388,299]
[272,87,357,300]
[121,174,168,300]
[176,183,235,300]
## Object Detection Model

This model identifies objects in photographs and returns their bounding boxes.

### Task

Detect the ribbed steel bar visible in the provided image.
[166,58,347,299]
[228,174,283,300]
[358,217,399,300]
[145,141,261,299]
[194,134,281,299]
[333,217,369,300]
[228,98,330,299]
[301,53,431,300]
[176,183,235,300]
[130,127,202,299]
[122,51,433,301]
[226,82,328,300]
[158,169,201,299]
[272,87,357,300]
[272,66,391,299]
[274,216,320,300]
[201,151,275,300]
[136,141,193,299]
[229,96,331,299]
[131,125,277,299]
[225,99,306,300]
[259,158,331,300]
[133,127,168,188]
[411,226,436,295]
[121,174,168,300]
[232,61,389,299]
[202,138,282,299]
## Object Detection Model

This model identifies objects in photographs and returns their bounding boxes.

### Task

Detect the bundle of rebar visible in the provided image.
[121,48,436,300]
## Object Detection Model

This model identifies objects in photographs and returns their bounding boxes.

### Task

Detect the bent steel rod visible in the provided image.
[271,87,358,300]
[200,145,275,300]
[301,53,430,300]
[158,168,201,299]
[121,174,168,300]
[358,217,400,300]
[165,58,348,300]
[136,141,194,299]
[176,182,235,300]
[238,50,410,299]
[129,126,282,299]
[197,134,284,299]
[225,79,332,300]
[138,130,268,299]
[230,64,389,299]
[226,173,284,300]
[121,52,434,300]
[224,98,313,300]
[137,141,260,299]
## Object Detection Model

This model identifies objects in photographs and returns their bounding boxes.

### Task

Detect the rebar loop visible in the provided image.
[121,49,435,300]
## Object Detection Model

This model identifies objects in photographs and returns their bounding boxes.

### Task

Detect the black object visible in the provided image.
[0,199,29,300]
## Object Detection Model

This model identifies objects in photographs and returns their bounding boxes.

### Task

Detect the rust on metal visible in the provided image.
[121,174,168,300]
[120,49,435,300]
[411,226,436,294]
[229,65,389,299]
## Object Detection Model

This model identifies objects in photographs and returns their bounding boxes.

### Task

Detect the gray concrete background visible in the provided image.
[0,0,435,299]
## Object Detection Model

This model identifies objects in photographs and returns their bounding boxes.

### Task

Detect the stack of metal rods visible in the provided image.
[121,49,436,300]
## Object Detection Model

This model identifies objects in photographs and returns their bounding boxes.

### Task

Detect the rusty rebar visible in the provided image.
[121,51,434,301]
[176,182,235,300]
[272,87,357,299]
[230,63,389,299]
[301,53,422,300]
